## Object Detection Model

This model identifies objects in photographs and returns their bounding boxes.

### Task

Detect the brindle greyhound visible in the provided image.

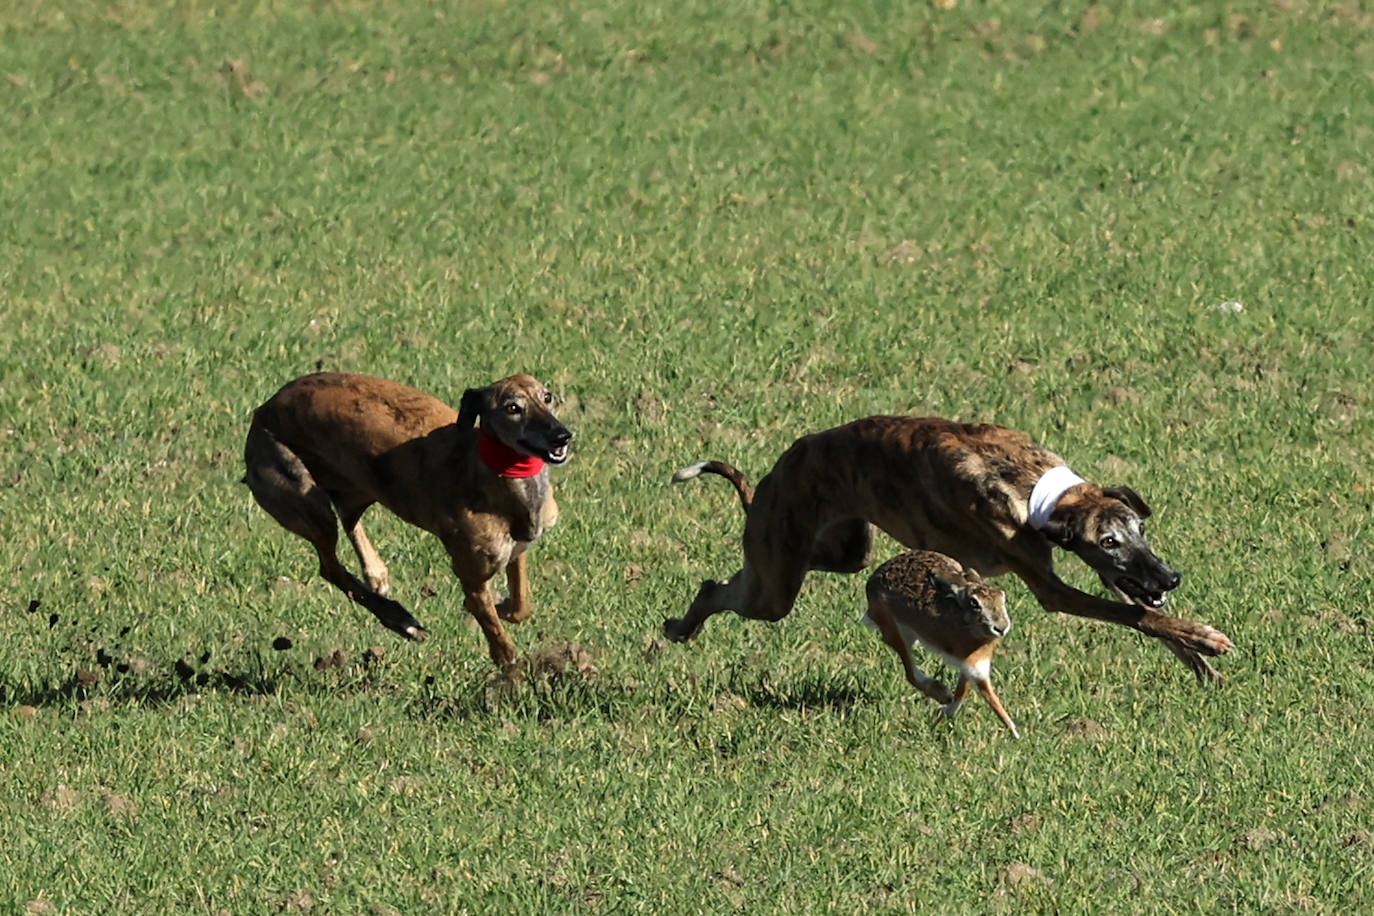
[666,416,1233,681]
[243,372,571,667]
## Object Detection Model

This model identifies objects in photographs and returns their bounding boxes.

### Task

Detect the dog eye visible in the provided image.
[1100,535,1119,550]
[505,403,524,415]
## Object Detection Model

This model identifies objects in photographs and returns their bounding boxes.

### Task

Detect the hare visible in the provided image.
[863,550,1020,738]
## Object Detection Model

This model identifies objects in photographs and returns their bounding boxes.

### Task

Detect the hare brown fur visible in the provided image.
[864,550,1020,738]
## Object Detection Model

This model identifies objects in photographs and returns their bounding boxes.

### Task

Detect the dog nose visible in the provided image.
[550,428,572,447]
[1164,569,1181,590]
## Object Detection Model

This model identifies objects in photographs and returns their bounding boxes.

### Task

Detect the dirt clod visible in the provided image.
[1064,718,1107,740]
[103,792,137,818]
[1343,829,1372,847]
[497,641,599,689]
[1001,863,1052,889]
[314,649,347,671]
[1238,826,1277,851]
[41,784,82,813]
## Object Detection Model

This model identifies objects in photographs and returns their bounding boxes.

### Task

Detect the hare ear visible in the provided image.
[926,571,963,603]
[1103,485,1152,519]
[457,387,488,429]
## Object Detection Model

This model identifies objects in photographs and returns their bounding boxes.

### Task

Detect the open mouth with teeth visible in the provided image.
[1113,577,1170,609]
[522,441,569,464]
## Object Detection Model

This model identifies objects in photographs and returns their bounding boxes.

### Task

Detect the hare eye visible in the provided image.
[542,391,554,405]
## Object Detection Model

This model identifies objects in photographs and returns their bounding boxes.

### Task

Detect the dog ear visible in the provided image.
[1103,485,1152,519]
[457,387,488,429]
[1039,517,1076,548]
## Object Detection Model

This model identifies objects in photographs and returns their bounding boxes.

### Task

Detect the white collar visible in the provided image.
[1027,465,1086,529]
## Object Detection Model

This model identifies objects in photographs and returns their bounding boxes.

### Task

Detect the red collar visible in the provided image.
[476,428,545,478]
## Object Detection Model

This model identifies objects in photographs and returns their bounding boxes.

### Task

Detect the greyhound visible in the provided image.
[243,372,571,667]
[666,416,1232,681]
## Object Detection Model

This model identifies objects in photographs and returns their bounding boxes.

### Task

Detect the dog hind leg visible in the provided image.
[244,426,428,641]
[337,502,391,596]
[665,549,808,642]
[667,481,813,641]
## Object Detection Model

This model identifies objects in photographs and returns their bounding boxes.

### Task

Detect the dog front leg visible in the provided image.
[461,582,518,668]
[496,552,533,623]
[1018,569,1231,681]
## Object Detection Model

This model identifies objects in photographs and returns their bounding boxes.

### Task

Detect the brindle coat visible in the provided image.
[667,416,1233,681]
[243,372,571,667]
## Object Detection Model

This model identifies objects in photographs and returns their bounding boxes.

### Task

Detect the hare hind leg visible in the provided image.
[862,598,953,705]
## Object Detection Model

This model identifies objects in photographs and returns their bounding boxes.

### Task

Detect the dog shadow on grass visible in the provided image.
[4,600,357,710]
[729,673,875,713]
[10,600,875,720]
[0,647,290,711]
[6,610,625,717]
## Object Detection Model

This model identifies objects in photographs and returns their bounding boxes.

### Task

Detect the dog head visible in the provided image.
[1039,483,1181,609]
[458,374,572,465]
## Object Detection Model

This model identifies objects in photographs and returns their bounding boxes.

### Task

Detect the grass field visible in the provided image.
[3,0,1373,911]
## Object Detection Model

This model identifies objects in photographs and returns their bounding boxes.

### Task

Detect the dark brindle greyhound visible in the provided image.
[243,372,571,667]
[666,416,1233,681]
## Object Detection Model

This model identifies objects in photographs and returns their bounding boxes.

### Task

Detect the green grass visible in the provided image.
[3,0,1374,911]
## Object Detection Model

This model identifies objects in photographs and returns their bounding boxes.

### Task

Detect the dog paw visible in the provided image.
[1179,622,1234,656]
[663,617,698,643]
[1164,639,1223,684]
[404,624,429,643]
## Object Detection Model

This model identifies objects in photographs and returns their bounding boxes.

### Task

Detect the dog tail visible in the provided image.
[672,460,753,512]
